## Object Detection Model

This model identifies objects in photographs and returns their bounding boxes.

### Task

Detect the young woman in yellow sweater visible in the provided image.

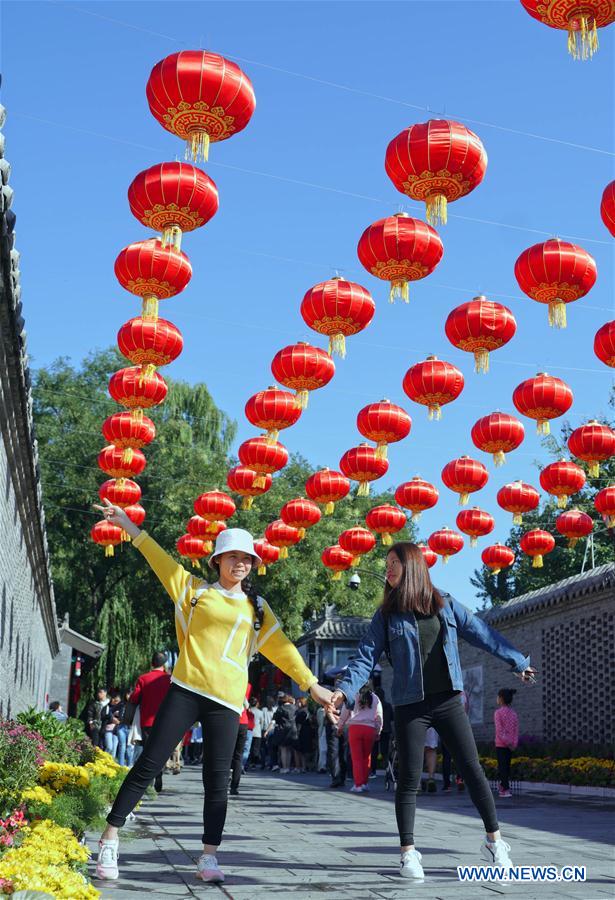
[94,498,332,884]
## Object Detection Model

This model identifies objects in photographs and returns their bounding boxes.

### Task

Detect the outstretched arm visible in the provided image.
[451,597,536,682]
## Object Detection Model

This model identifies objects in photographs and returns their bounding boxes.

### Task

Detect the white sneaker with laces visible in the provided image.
[400,848,424,880]
[197,853,225,883]
[481,838,513,870]
[96,839,119,880]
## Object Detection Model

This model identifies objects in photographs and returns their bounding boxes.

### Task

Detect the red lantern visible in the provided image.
[594,321,615,368]
[385,119,487,225]
[117,318,183,373]
[365,505,407,545]
[357,400,411,460]
[445,296,516,373]
[128,162,219,250]
[428,527,464,564]
[497,481,540,525]
[300,276,375,357]
[109,366,168,412]
[227,465,272,510]
[520,529,555,568]
[403,355,464,420]
[265,519,302,559]
[193,490,236,522]
[539,459,586,508]
[442,456,489,506]
[568,421,615,478]
[245,386,302,443]
[601,181,615,236]
[186,516,226,552]
[395,476,439,520]
[356,214,443,302]
[471,412,524,466]
[99,478,142,508]
[122,503,146,542]
[512,372,573,435]
[238,436,289,487]
[456,507,495,548]
[114,238,192,320]
[519,0,615,59]
[102,412,155,464]
[271,342,335,409]
[98,445,146,480]
[514,239,596,328]
[91,520,123,557]
[305,468,350,515]
[146,51,256,162]
[482,543,515,575]
[419,543,438,568]
[338,526,377,566]
[339,444,389,497]
[556,509,593,547]
[321,545,354,580]
[176,534,207,568]
[595,485,615,527]
[253,538,281,575]
[280,498,322,538]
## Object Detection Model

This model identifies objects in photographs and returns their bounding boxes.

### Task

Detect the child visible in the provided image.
[494,688,518,798]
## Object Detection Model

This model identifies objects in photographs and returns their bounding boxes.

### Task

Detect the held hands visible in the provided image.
[325,689,346,725]
[514,666,538,685]
[308,683,334,709]
[93,498,141,540]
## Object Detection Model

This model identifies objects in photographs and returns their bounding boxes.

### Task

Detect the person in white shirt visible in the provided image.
[247,697,264,768]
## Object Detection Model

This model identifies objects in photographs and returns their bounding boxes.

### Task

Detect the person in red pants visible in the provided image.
[337,683,382,792]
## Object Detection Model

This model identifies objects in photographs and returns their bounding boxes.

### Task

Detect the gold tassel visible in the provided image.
[185,130,210,163]
[162,224,182,252]
[332,571,342,581]
[329,333,347,359]
[428,404,442,421]
[442,554,449,564]
[122,447,134,465]
[254,474,266,489]
[105,545,114,557]
[297,527,306,539]
[557,494,568,509]
[241,496,254,510]
[351,555,361,567]
[389,280,410,303]
[120,530,130,543]
[116,477,126,489]
[548,299,567,329]
[375,443,388,460]
[279,546,289,559]
[258,564,267,576]
[493,451,506,467]
[266,429,280,444]
[471,536,478,548]
[138,364,157,387]
[513,513,522,526]
[568,537,579,549]
[567,16,599,60]
[474,349,490,374]
[324,501,335,515]
[459,492,470,506]
[589,461,599,478]
[295,389,309,410]
[357,481,370,497]
[203,541,213,554]
[607,514,615,528]
[426,193,447,226]
[532,555,543,568]
[131,409,144,424]
[191,559,202,569]
[537,419,551,435]
[141,295,159,321]
[492,567,501,575]
[381,532,392,546]
[411,510,422,521]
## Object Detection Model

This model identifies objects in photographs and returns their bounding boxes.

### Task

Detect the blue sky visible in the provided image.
[4,1,614,608]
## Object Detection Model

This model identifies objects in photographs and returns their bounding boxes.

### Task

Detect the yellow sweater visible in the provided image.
[132,532,318,713]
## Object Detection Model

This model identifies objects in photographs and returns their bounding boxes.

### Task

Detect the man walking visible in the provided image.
[130,652,171,792]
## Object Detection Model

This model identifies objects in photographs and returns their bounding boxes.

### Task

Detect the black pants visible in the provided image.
[496,747,512,790]
[371,732,391,773]
[107,684,239,845]
[326,719,347,785]
[231,724,248,790]
[249,736,262,765]
[394,690,498,846]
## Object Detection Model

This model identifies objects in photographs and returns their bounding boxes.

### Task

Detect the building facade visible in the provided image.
[458,563,615,746]
[0,100,60,717]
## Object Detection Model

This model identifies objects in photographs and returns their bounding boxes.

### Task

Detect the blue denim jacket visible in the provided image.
[336,593,530,708]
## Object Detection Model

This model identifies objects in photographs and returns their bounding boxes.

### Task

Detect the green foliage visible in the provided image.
[471,390,615,607]
[15,711,87,766]
[0,723,45,815]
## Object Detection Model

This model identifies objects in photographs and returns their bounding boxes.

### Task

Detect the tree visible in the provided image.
[471,390,615,608]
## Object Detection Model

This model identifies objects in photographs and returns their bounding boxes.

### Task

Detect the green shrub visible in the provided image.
[15,710,90,766]
[0,721,47,816]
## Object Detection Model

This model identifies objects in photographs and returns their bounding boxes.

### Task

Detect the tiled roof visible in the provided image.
[483,563,615,625]
[296,615,371,645]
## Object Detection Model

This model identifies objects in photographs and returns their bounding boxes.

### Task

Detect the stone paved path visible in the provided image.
[88,767,615,899]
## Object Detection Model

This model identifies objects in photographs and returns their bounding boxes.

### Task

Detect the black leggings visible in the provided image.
[496,747,512,790]
[107,684,239,845]
[394,690,498,846]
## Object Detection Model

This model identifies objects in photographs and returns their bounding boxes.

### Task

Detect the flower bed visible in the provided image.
[480,755,615,787]
[0,709,128,898]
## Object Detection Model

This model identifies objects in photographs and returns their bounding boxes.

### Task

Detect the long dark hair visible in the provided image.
[358,684,373,709]
[382,542,444,616]
[211,561,264,632]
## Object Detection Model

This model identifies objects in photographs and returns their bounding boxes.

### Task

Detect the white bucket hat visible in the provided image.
[208,528,262,569]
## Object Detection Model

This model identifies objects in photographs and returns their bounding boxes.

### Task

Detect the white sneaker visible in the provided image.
[279,768,290,774]
[196,853,224,883]
[481,838,513,869]
[400,848,424,880]
[96,839,119,880]
[360,783,369,793]
[350,784,360,792]
[272,765,280,772]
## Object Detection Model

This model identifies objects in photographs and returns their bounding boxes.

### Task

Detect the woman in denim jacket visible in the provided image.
[329,542,536,881]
